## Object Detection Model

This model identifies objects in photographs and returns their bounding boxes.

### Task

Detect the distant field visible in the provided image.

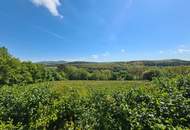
[50,80,156,96]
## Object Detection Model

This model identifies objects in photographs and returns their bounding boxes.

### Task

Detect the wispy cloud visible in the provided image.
[34,26,64,40]
[83,52,111,61]
[102,51,110,57]
[175,44,190,54]
[158,44,190,55]
[177,48,190,54]
[87,49,128,61]
[91,54,99,59]
[31,0,63,18]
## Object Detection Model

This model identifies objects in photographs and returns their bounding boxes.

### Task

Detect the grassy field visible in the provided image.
[50,80,156,96]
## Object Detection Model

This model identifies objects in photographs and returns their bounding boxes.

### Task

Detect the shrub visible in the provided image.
[0,83,59,129]
[142,69,161,81]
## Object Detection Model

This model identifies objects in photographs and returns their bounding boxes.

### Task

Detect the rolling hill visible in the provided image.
[37,59,190,67]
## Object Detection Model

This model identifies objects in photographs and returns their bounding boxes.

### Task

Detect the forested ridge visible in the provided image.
[39,59,190,67]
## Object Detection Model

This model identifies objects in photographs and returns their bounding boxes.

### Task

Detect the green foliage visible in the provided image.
[58,64,136,81]
[0,83,59,129]
[1,46,190,129]
[0,47,65,86]
[0,75,190,129]
[61,65,90,80]
[112,71,134,80]
[89,70,112,80]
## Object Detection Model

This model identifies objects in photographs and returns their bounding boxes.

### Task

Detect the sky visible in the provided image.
[0,0,190,62]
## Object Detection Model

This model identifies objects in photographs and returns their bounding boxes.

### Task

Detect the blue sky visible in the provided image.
[0,0,190,62]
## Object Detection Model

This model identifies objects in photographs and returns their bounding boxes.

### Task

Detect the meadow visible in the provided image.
[51,80,155,96]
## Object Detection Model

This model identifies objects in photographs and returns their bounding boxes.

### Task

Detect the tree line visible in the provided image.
[1,47,190,86]
[0,47,65,86]
[0,47,157,86]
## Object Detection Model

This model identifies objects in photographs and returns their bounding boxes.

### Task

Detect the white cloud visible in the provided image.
[158,44,190,55]
[91,54,99,59]
[177,48,190,54]
[174,44,190,54]
[31,0,63,18]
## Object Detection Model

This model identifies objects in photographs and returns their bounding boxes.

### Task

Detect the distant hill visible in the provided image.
[137,59,190,66]
[37,60,67,65]
[37,59,190,67]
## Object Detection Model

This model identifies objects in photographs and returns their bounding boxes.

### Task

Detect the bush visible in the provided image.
[142,69,161,81]
[0,83,59,129]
